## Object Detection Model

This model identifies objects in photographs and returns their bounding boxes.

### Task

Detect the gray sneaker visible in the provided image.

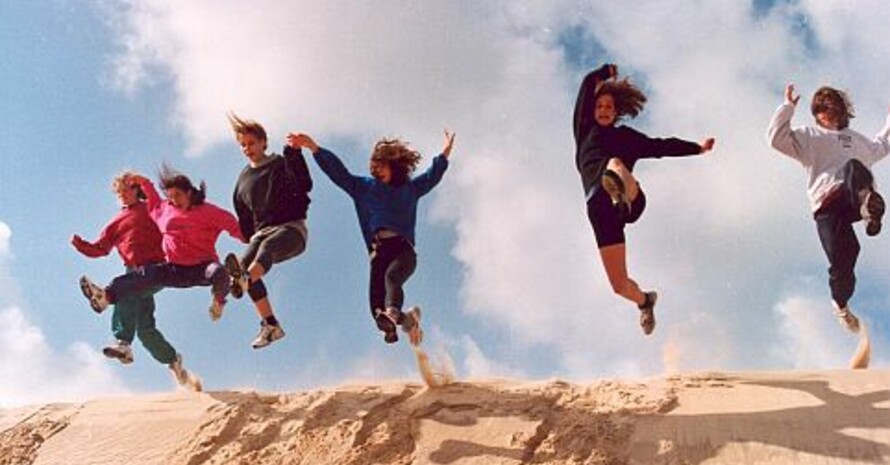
[102,340,134,364]
[208,296,226,322]
[401,306,423,346]
[834,304,861,334]
[638,291,657,336]
[79,276,109,313]
[252,322,285,349]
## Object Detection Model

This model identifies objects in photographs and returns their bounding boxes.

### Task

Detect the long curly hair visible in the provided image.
[371,138,422,186]
[811,86,854,130]
[158,164,206,206]
[595,78,648,122]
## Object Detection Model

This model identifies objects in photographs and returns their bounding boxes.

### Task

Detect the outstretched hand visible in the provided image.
[785,83,800,106]
[442,129,456,158]
[286,132,320,154]
[700,138,716,154]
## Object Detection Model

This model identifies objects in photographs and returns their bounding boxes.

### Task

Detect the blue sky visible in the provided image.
[2,0,889,406]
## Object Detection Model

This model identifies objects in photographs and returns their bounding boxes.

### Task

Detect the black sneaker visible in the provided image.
[863,191,885,237]
[224,253,247,299]
[638,291,657,336]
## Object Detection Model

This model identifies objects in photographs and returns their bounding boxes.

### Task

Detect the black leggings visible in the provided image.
[368,236,417,330]
[814,159,874,308]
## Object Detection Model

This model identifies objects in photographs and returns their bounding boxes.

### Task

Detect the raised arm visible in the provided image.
[861,107,890,164]
[283,145,313,194]
[411,130,454,196]
[131,174,162,214]
[287,132,362,196]
[629,128,711,160]
[767,83,808,161]
[573,63,616,145]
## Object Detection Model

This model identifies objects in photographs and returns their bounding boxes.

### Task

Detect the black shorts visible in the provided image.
[586,188,646,248]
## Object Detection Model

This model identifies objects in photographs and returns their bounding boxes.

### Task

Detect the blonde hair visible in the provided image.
[227,112,268,150]
[111,170,146,200]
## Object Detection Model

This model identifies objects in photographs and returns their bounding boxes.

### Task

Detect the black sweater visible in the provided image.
[233,146,313,240]
[573,66,702,196]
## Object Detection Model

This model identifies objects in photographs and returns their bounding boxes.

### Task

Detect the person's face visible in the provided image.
[238,133,266,163]
[114,182,139,207]
[165,187,191,209]
[815,110,840,130]
[595,94,617,126]
[370,158,393,184]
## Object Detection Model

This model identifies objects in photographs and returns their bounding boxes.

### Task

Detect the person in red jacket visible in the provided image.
[72,170,198,389]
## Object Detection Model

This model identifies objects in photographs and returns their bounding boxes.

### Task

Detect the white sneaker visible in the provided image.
[79,276,109,313]
[251,322,285,349]
[401,306,424,346]
[834,304,861,334]
[102,340,134,364]
[209,297,226,322]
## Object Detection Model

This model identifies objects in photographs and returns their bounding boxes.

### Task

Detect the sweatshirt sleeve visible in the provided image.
[767,102,810,163]
[311,147,362,196]
[858,114,890,165]
[627,127,702,161]
[73,222,116,258]
[573,64,614,147]
[136,177,163,216]
[410,154,449,197]
[232,184,254,241]
[208,203,246,243]
[283,145,313,194]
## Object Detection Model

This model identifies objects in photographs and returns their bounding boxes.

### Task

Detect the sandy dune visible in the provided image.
[1,370,888,464]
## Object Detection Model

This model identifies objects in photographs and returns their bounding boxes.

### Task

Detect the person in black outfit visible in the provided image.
[225,113,313,349]
[574,63,715,335]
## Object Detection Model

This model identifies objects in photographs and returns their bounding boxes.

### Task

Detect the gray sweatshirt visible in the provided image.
[767,102,890,211]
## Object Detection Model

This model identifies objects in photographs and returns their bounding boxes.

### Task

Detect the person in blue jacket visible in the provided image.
[287,130,455,345]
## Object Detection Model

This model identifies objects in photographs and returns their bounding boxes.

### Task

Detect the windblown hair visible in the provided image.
[158,164,206,206]
[811,86,854,130]
[227,112,268,149]
[595,78,648,121]
[371,138,422,186]
[111,170,146,201]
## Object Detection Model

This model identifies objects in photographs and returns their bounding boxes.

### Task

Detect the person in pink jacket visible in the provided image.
[79,165,245,328]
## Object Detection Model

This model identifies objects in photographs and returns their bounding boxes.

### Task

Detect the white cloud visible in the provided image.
[0,306,129,408]
[772,295,864,368]
[0,221,10,258]
[99,0,890,378]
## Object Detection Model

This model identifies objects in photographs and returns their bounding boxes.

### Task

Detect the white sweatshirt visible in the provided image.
[767,102,890,212]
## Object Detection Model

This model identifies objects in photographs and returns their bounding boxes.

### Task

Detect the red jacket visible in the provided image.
[73,202,165,267]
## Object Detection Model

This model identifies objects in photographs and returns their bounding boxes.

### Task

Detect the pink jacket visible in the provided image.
[137,178,244,266]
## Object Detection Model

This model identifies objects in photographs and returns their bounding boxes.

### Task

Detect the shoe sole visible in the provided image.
[79,276,105,314]
[225,253,245,299]
[102,347,134,364]
[403,307,423,346]
[865,192,885,237]
[601,170,626,206]
[640,292,657,336]
[375,309,399,343]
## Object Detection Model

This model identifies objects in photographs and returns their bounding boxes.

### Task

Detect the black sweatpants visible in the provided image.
[814,159,874,308]
[368,236,417,331]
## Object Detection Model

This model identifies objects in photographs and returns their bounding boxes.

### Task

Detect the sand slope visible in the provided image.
[1,370,888,464]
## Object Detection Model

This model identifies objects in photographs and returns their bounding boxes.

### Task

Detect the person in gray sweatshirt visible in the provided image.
[767,83,890,333]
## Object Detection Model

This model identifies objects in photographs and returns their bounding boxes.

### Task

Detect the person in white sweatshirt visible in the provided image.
[768,83,890,333]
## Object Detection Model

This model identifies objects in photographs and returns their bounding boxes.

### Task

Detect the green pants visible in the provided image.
[111,286,177,365]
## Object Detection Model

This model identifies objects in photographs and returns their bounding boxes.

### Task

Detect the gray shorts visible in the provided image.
[242,220,308,272]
